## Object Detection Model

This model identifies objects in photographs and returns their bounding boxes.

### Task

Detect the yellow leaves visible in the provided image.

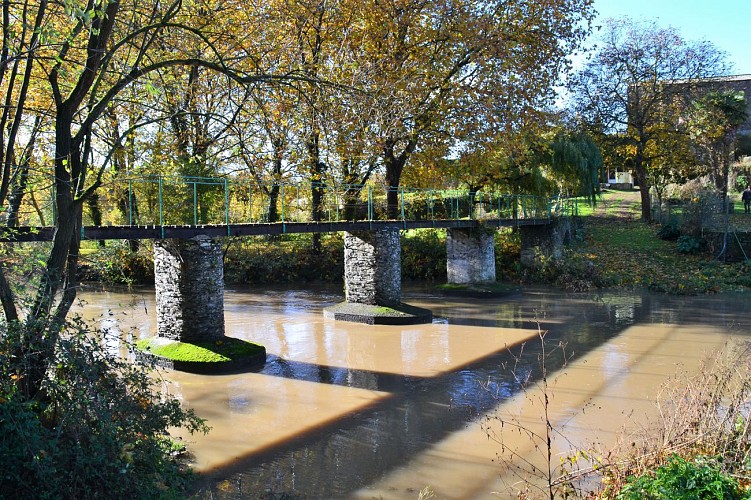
[217,480,234,492]
[137,396,151,410]
[120,443,134,463]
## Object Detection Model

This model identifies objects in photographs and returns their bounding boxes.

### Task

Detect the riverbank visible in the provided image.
[559,190,751,294]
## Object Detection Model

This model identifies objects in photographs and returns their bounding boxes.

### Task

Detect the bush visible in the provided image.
[401,229,446,281]
[223,234,344,284]
[0,317,209,499]
[656,219,681,241]
[616,455,743,500]
[495,228,522,281]
[677,235,706,254]
[80,241,154,284]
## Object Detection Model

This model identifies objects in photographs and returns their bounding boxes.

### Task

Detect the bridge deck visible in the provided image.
[1,218,550,242]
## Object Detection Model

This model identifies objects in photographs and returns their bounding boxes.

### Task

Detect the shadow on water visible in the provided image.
[189,288,751,498]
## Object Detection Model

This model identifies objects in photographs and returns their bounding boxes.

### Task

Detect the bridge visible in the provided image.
[2,175,578,355]
[1,175,571,241]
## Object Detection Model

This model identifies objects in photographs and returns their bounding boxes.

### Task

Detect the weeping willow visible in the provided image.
[547,132,603,206]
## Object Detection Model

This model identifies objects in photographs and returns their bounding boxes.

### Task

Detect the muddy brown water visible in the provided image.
[75,284,751,498]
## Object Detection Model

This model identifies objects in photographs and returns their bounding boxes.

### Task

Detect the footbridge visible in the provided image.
[2,176,578,343]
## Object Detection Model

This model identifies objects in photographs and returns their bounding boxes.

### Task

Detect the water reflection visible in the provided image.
[74,285,751,498]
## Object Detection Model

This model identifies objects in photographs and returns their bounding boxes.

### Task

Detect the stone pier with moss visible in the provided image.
[324,228,432,324]
[136,235,265,373]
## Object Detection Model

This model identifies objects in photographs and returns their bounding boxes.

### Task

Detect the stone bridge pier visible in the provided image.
[519,218,575,268]
[327,227,431,324]
[154,236,225,342]
[343,228,401,306]
[446,228,496,284]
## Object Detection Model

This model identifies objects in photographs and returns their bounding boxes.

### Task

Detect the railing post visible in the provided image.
[429,190,434,223]
[158,175,164,238]
[334,185,339,221]
[224,178,230,233]
[400,187,406,221]
[193,180,198,225]
[128,180,133,226]
[367,185,373,221]
[249,182,253,222]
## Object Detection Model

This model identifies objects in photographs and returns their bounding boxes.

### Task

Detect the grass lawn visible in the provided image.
[570,190,751,294]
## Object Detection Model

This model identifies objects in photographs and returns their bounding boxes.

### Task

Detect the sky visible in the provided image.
[591,0,751,75]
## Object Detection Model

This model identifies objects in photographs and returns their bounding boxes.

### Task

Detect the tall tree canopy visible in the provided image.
[570,17,729,222]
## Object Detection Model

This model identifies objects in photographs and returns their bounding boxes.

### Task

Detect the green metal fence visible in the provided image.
[38,175,578,228]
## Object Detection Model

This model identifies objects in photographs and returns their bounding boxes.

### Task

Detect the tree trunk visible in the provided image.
[632,148,652,222]
[23,112,82,398]
[267,183,280,223]
[383,137,417,219]
[87,193,106,247]
[384,147,404,220]
[637,172,651,222]
[5,161,30,227]
[342,185,365,220]
[0,268,19,324]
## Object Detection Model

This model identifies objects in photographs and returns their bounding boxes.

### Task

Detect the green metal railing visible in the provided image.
[28,175,579,229]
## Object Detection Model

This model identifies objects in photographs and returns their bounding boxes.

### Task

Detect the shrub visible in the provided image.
[80,241,154,284]
[495,228,522,281]
[0,316,209,499]
[677,235,706,254]
[401,229,446,281]
[213,234,344,284]
[656,219,681,241]
[616,455,743,500]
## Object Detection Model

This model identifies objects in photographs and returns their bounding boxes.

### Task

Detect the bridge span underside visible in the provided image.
[1,218,551,242]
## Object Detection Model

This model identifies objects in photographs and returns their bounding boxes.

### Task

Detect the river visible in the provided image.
[75,284,751,498]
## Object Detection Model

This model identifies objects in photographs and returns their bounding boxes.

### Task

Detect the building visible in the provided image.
[691,74,751,136]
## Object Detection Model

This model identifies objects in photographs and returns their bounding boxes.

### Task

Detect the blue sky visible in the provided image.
[592,0,751,75]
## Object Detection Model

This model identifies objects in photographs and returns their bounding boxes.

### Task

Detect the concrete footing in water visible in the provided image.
[329,228,432,324]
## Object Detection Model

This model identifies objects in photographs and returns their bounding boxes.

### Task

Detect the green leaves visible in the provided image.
[616,455,744,500]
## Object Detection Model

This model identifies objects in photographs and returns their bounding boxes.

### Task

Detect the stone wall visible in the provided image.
[446,228,496,283]
[343,228,401,305]
[154,236,225,342]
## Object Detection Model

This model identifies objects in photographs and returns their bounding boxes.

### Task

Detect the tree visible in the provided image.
[0,0,253,493]
[570,17,729,222]
[688,90,749,203]
[0,0,286,399]
[357,0,595,218]
[546,130,603,205]
[231,85,298,223]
